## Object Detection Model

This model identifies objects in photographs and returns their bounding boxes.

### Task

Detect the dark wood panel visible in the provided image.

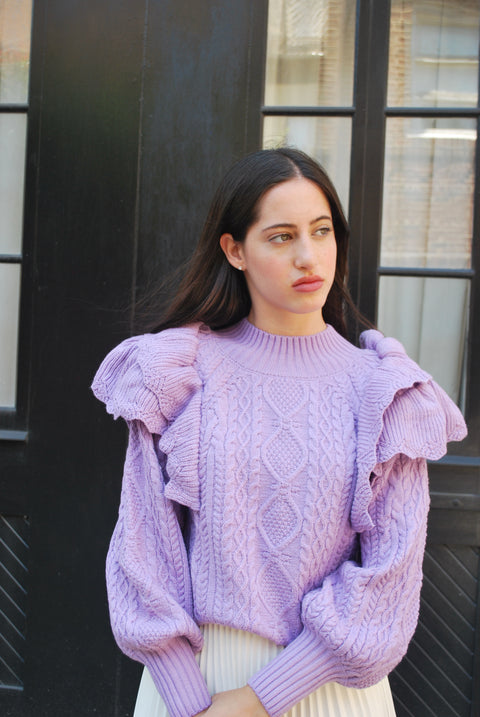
[428,459,480,493]
[423,551,477,623]
[428,509,480,545]
[421,577,474,645]
[427,545,478,601]
[427,461,480,544]
[417,600,473,670]
[0,516,29,690]
[392,650,470,717]
[453,546,480,578]
[0,0,147,713]
[392,544,478,717]
[135,0,268,306]
[392,668,438,717]
[0,444,28,514]
[412,620,472,695]
[405,640,471,714]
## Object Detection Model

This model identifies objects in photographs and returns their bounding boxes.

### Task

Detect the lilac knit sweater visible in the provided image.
[92,319,466,717]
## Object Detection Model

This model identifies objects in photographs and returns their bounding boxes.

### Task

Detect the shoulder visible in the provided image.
[355,329,466,459]
[350,329,467,532]
[91,324,204,433]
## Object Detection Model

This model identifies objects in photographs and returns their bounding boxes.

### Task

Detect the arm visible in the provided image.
[92,328,210,716]
[107,420,211,717]
[248,454,429,717]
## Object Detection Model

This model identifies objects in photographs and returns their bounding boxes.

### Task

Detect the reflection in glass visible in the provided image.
[265,0,356,107]
[381,117,475,269]
[0,0,33,104]
[377,276,469,408]
[263,116,351,211]
[0,264,21,407]
[388,0,479,107]
[0,114,27,254]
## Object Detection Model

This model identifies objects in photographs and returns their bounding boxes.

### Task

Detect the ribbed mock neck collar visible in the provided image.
[211,318,359,378]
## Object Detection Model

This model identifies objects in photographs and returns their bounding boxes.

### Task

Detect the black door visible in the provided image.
[0,1,267,714]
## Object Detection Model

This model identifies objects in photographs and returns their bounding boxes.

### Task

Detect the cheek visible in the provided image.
[324,241,337,271]
[248,250,283,275]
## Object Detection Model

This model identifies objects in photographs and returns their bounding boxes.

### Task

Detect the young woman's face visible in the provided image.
[222,177,337,335]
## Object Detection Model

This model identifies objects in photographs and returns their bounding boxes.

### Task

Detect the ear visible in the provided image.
[219,233,245,270]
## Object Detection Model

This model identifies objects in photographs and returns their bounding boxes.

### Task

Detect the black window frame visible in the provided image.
[0,3,36,444]
[0,98,30,444]
[261,0,479,457]
[261,4,480,712]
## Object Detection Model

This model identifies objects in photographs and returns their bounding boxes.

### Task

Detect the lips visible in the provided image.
[292,275,324,292]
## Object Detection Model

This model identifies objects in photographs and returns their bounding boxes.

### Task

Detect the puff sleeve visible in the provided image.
[92,327,211,717]
[248,332,467,717]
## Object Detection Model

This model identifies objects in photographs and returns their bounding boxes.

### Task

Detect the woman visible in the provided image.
[92,148,466,717]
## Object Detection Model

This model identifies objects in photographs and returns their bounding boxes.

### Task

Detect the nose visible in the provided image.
[293,234,316,270]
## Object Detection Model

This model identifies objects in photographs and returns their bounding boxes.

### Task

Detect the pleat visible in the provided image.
[133,624,396,717]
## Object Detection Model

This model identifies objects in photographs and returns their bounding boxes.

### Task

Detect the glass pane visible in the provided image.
[0,0,33,104]
[0,264,21,407]
[263,116,351,211]
[265,0,356,106]
[0,113,27,254]
[388,0,479,107]
[381,117,475,269]
[377,276,469,408]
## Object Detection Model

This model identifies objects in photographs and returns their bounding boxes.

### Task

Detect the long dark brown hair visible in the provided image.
[144,147,367,338]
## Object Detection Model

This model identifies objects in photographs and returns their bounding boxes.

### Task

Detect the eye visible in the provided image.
[269,233,291,244]
[314,225,333,237]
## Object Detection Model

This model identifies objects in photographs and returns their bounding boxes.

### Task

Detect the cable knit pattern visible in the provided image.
[92,319,467,717]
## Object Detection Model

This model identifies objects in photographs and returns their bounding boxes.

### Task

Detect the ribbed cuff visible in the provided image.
[248,629,341,717]
[141,637,211,717]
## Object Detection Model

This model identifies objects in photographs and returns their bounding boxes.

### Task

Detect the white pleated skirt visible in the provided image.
[134,624,396,717]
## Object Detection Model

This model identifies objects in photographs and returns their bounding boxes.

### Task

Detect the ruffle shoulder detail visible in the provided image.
[351,330,467,532]
[92,325,204,510]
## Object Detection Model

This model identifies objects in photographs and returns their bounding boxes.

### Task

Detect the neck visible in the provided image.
[247,310,327,336]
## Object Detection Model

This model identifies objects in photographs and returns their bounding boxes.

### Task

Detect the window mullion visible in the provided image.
[464,113,480,451]
[348,0,391,328]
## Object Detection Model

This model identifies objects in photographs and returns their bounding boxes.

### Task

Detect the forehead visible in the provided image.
[256,177,331,220]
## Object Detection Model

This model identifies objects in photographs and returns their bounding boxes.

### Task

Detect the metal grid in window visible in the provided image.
[0,1,33,417]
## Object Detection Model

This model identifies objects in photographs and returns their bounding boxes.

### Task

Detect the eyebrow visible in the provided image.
[261,215,332,232]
